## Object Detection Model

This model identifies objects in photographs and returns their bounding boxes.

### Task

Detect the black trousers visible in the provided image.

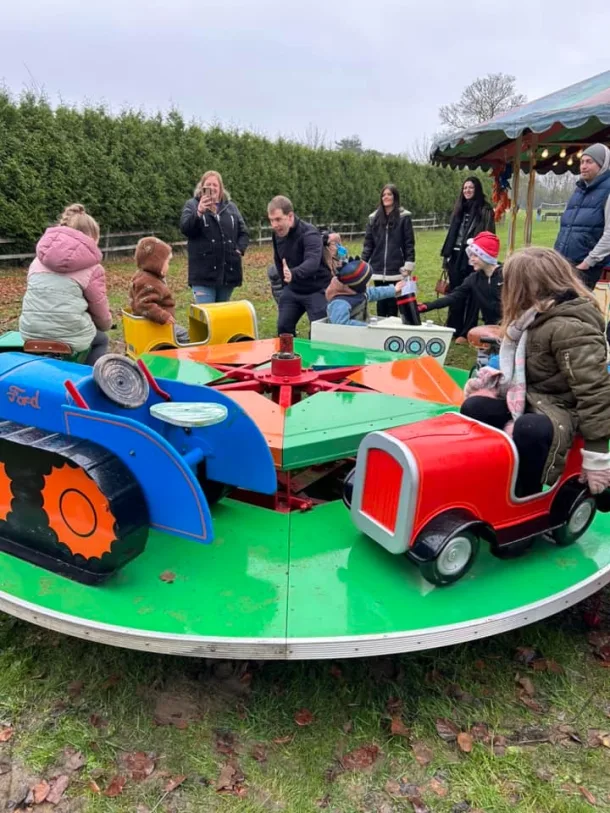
[445,256,479,339]
[373,280,398,318]
[460,396,554,496]
[277,287,327,336]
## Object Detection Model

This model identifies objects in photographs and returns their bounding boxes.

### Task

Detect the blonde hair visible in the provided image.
[501,246,598,331]
[194,170,227,201]
[323,232,342,274]
[59,203,100,242]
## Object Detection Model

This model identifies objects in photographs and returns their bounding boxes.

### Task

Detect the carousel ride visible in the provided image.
[0,318,609,660]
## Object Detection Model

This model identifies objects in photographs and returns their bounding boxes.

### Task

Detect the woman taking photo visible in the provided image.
[362,184,415,318]
[462,247,610,498]
[440,177,495,342]
[180,170,249,304]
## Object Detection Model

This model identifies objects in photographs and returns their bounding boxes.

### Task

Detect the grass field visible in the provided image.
[4,217,610,813]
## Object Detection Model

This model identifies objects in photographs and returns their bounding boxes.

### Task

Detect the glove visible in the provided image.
[579,449,610,495]
[418,303,428,313]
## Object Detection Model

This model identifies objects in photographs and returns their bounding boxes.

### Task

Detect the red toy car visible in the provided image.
[345,412,600,586]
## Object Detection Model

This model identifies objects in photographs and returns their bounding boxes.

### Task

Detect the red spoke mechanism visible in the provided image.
[210,334,366,406]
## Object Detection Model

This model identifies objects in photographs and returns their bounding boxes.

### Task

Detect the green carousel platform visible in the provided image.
[0,337,608,659]
[0,500,608,659]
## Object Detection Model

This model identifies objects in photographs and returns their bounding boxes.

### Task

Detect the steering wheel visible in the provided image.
[93,354,150,409]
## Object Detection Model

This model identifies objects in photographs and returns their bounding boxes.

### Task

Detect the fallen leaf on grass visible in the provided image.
[457,732,473,753]
[62,747,86,773]
[46,774,71,805]
[250,743,267,763]
[492,735,508,756]
[515,646,541,666]
[121,751,156,781]
[470,722,490,743]
[89,713,108,729]
[406,792,429,812]
[516,675,536,697]
[215,729,237,756]
[519,695,545,714]
[0,726,14,742]
[390,716,410,737]
[31,780,50,804]
[411,741,433,766]
[340,744,380,771]
[435,718,459,742]
[536,768,554,782]
[386,696,403,715]
[104,775,127,798]
[428,777,448,797]
[272,735,294,745]
[532,659,564,674]
[67,680,84,698]
[445,683,475,704]
[294,708,314,726]
[101,674,121,690]
[215,761,246,796]
[579,786,597,806]
[164,774,187,792]
[88,780,101,793]
[159,570,176,583]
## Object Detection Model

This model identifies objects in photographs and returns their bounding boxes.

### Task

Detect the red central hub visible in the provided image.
[254,335,320,401]
[210,334,366,407]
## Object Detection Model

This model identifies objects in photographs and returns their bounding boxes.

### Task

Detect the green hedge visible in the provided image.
[0,91,470,250]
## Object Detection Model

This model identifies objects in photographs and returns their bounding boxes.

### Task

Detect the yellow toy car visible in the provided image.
[122,300,258,358]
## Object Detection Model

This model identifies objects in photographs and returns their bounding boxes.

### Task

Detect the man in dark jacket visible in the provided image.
[554,143,610,290]
[268,196,331,336]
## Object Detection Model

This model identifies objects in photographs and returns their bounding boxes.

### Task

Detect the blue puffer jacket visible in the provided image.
[555,169,610,286]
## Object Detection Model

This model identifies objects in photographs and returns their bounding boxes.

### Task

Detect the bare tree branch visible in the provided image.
[439,73,527,131]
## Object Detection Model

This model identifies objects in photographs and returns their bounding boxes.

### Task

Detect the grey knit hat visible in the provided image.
[582,144,607,168]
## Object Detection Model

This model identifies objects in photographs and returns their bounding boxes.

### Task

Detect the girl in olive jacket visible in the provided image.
[461,247,610,497]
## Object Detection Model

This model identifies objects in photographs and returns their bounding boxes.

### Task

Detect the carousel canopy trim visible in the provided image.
[431,71,610,173]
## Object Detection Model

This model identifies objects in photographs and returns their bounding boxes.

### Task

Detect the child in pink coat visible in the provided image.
[19,204,112,364]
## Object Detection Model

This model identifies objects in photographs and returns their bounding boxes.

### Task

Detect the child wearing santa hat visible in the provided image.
[129,237,189,343]
[419,232,503,344]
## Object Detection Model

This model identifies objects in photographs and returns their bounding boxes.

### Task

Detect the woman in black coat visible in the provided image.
[362,184,415,318]
[440,177,495,341]
[179,170,249,303]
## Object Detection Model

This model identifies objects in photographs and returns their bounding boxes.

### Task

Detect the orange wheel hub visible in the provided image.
[0,462,12,522]
[42,465,117,559]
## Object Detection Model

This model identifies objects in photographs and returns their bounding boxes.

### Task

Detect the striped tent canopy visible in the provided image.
[431,71,610,175]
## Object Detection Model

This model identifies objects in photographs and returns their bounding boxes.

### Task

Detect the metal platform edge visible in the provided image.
[1,564,608,660]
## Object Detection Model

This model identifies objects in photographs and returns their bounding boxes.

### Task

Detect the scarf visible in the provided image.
[498,306,538,419]
[463,306,538,418]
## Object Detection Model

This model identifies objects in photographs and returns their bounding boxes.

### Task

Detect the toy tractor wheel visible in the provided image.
[553,493,596,547]
[419,528,480,587]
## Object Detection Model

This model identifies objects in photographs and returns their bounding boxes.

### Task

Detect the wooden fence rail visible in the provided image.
[1,214,447,264]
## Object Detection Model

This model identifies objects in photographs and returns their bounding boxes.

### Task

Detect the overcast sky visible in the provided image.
[2,0,608,155]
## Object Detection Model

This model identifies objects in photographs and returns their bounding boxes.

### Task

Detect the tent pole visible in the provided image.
[524,135,538,247]
[508,135,522,254]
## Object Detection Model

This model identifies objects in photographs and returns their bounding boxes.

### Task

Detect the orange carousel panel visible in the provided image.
[223,391,285,468]
[155,338,280,367]
[347,356,464,407]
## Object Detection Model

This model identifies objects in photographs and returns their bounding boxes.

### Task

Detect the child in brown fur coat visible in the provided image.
[129,237,189,343]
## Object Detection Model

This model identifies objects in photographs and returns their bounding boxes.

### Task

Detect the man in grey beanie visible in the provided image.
[555,143,610,289]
